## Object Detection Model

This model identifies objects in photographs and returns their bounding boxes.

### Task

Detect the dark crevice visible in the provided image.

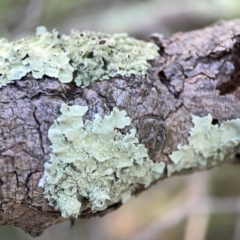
[86,52,94,58]
[173,91,181,99]
[24,171,42,204]
[158,71,181,99]
[235,153,240,164]
[163,163,168,176]
[235,153,240,159]
[211,118,219,125]
[158,71,169,88]
[25,172,33,202]
[33,107,45,155]
[216,36,240,95]
[13,171,19,186]
[150,34,165,56]
[102,57,107,70]
[0,178,3,187]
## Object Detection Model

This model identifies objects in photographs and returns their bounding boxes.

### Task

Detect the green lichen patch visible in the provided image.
[168,114,240,176]
[0,27,73,86]
[39,104,165,218]
[60,30,159,87]
[0,27,159,87]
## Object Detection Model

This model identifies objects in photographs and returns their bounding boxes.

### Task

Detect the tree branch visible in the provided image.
[0,19,240,237]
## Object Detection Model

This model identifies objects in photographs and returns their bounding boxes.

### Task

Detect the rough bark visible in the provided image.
[1,19,240,237]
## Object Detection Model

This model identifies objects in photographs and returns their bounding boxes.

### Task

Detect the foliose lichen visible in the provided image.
[0,26,159,87]
[0,27,73,86]
[39,104,165,218]
[168,114,240,176]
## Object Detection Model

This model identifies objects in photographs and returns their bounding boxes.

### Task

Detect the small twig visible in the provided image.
[183,173,209,240]
[233,216,240,240]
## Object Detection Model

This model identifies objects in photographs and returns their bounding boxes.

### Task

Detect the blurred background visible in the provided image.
[1,0,240,239]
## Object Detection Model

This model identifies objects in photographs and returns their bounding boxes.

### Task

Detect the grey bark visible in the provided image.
[1,19,240,237]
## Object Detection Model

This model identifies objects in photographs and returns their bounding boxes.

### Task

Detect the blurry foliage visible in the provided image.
[0,0,240,239]
[101,176,186,239]
[1,0,240,39]
[209,165,240,197]
[159,220,187,240]
[0,226,33,240]
[206,213,237,240]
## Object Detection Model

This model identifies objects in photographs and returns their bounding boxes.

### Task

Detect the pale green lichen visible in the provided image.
[0,27,73,86]
[168,114,240,176]
[60,30,159,87]
[0,27,159,87]
[39,104,165,218]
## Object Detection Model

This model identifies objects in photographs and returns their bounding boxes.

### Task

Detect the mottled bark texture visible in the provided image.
[1,19,240,237]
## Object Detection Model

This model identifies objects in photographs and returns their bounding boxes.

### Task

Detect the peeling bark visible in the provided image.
[1,19,240,237]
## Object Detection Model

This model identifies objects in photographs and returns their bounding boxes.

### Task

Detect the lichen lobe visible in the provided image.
[168,114,240,176]
[40,104,165,218]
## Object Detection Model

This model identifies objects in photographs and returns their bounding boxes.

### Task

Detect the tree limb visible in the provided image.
[0,19,240,237]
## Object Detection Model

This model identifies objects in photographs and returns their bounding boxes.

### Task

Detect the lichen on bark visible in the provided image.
[40,103,165,218]
[1,19,240,237]
[0,26,159,88]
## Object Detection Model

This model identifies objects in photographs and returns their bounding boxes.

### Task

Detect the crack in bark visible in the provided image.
[33,107,44,155]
